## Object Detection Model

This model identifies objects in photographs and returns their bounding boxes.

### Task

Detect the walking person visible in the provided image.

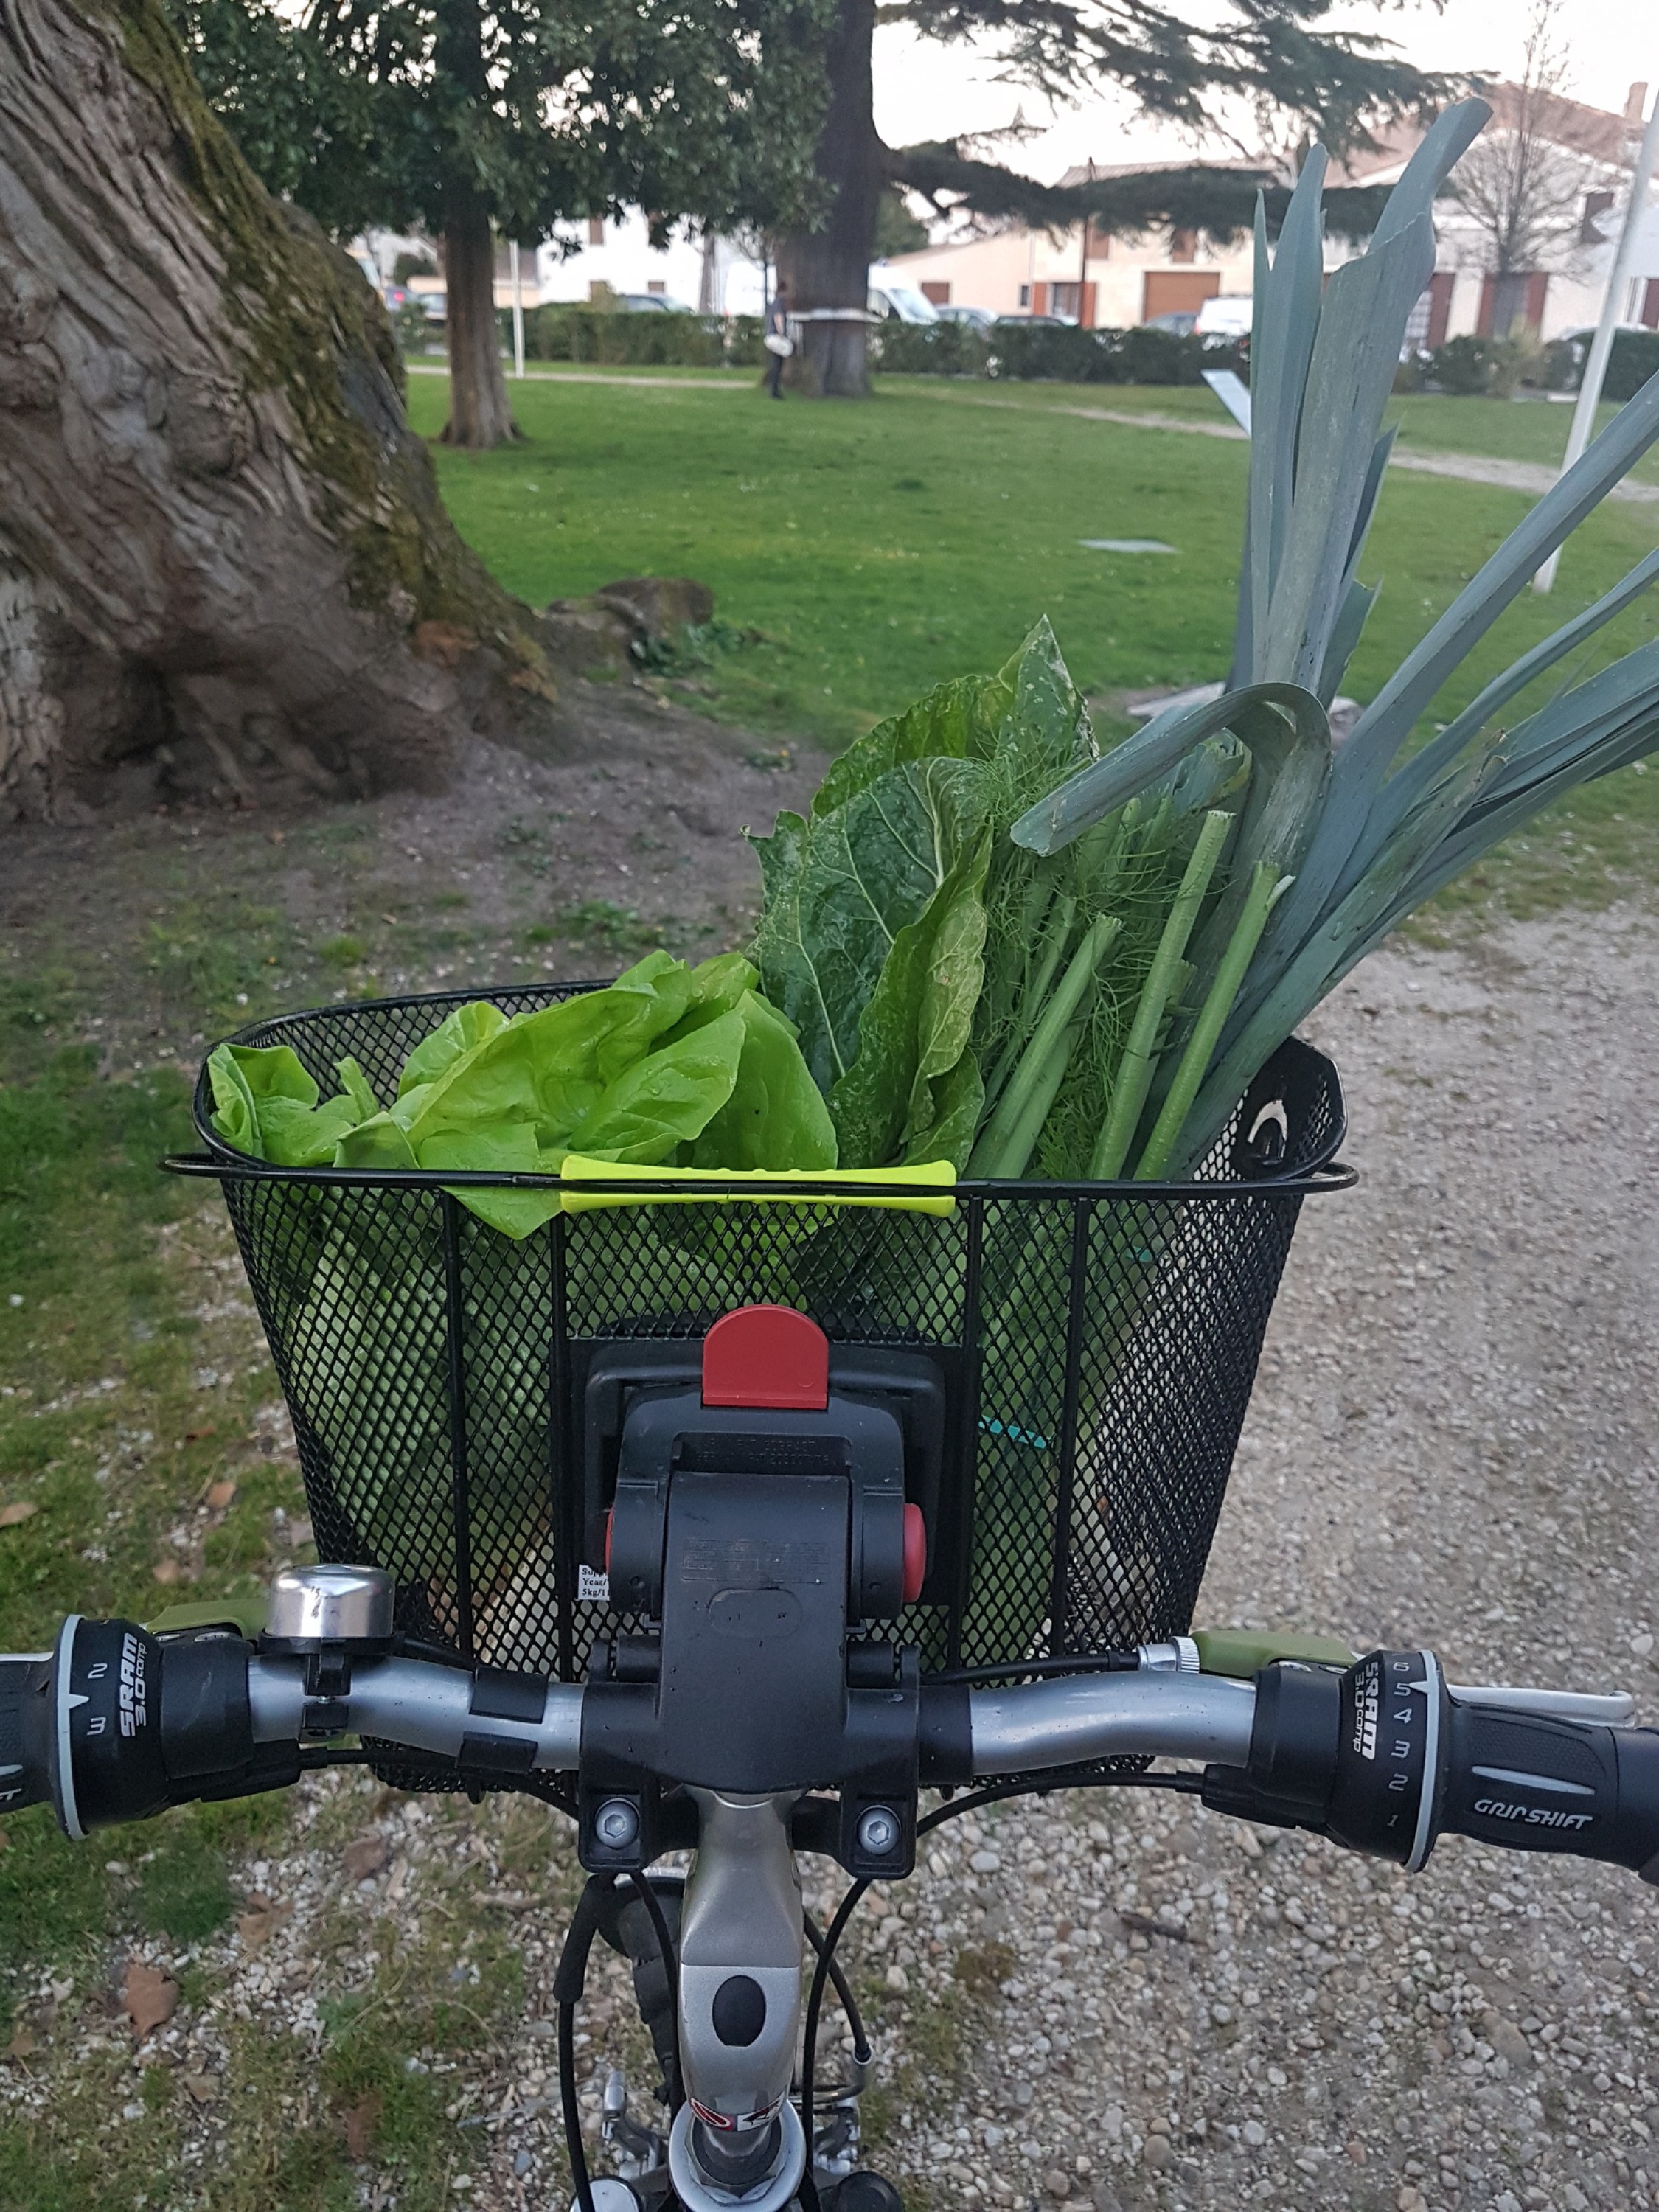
[762,275,792,398]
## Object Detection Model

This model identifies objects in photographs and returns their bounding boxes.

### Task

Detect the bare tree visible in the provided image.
[1450,1,1592,335]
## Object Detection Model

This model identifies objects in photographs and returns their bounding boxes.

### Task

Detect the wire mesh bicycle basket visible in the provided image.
[175,983,1349,1704]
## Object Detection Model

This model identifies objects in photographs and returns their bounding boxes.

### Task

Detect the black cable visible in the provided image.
[803,1908,869,2066]
[628,1869,686,2112]
[554,1875,616,2212]
[796,1769,1204,2211]
[558,2000,597,2212]
[797,1875,869,2212]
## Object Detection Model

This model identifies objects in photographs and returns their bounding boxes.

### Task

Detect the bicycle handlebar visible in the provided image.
[5,1601,1657,1889]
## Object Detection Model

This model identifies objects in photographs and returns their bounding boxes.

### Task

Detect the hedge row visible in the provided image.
[874,319,1249,385]
[507,305,1246,385]
[470,303,1659,400]
[518,305,767,367]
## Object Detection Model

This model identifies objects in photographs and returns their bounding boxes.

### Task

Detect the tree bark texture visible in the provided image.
[776,0,880,398]
[441,198,519,450]
[0,0,560,821]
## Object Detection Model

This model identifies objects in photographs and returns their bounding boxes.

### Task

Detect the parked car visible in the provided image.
[994,312,1077,329]
[1144,309,1199,335]
[616,293,698,313]
[867,268,940,324]
[933,304,995,334]
[1194,293,1253,338]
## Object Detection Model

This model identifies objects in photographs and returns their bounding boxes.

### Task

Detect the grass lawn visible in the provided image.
[413,368,1659,915]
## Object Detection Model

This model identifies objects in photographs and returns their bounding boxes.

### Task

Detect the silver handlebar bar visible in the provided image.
[244,1654,1262,1778]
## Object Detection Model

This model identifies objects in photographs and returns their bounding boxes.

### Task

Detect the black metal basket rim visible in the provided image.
[162,1151,1357,1201]
[185,982,1352,1203]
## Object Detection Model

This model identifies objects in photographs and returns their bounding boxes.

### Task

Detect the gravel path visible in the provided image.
[957,395,1659,506]
[860,903,1659,2212]
[7,905,1655,2212]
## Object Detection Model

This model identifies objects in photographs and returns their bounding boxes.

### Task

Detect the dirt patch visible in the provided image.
[0,677,825,1076]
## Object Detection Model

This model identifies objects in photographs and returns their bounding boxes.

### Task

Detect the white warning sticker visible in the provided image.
[577,1565,611,1604]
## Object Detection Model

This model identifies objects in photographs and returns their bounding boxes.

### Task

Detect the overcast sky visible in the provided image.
[872,0,1655,184]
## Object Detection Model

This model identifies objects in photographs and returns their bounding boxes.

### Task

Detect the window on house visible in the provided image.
[1170,229,1197,264]
[1018,282,1031,306]
[1581,189,1615,246]
[647,280,666,294]
[588,216,605,246]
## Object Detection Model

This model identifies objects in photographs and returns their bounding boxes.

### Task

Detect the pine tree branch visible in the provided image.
[887,142,1394,241]
[877,0,1458,158]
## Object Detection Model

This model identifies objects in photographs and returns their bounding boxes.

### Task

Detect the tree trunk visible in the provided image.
[0,0,561,823]
[442,195,519,450]
[776,0,882,398]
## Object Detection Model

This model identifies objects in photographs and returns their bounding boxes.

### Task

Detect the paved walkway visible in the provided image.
[407,366,1659,504]
[406,364,733,392]
[957,394,1659,506]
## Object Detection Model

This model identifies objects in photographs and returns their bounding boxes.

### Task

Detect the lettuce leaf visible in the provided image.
[207,1043,360,1167]
[692,992,838,1172]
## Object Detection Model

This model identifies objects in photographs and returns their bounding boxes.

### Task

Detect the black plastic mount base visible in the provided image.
[577,1352,936,1879]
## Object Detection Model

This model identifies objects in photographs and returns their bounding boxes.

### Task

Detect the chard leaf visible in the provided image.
[905,1047,984,1170]
[829,835,992,1172]
[813,669,1012,815]
[750,754,990,1091]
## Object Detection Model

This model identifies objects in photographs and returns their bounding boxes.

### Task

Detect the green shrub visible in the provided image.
[522,304,731,366]
[978,321,1245,386]
[1534,337,1581,392]
[1527,328,1659,403]
[725,316,765,367]
[392,299,434,358]
[1601,328,1659,403]
[872,320,991,376]
[1427,333,1523,397]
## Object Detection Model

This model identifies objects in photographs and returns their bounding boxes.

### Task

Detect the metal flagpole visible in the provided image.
[1534,85,1659,593]
[509,240,526,380]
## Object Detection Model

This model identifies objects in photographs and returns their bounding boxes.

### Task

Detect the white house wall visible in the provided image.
[531,215,766,314]
[886,226,1252,323]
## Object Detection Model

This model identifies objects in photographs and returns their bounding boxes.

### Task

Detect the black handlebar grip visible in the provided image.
[0,1655,55,1819]
[1438,1701,1659,1879]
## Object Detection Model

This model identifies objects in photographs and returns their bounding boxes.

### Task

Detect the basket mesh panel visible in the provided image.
[205,989,1341,1725]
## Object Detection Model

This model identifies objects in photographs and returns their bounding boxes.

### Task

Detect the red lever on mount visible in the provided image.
[702,1304,830,1411]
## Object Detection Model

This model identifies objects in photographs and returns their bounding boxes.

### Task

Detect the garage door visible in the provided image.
[1141,272,1221,321]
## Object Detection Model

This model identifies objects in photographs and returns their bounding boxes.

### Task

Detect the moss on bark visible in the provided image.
[106,0,552,680]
